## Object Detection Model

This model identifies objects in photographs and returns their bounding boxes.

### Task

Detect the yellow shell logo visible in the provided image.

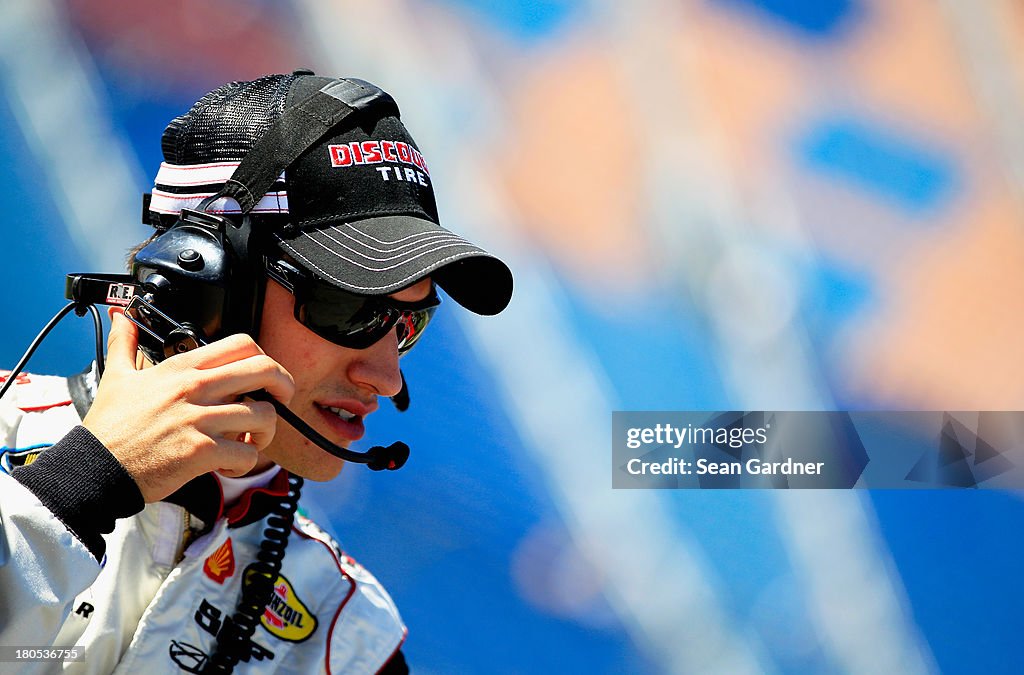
[203,538,235,584]
[244,565,318,642]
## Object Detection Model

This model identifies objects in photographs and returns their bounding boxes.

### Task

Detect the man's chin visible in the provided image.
[293,460,345,482]
[273,449,346,482]
[264,426,349,480]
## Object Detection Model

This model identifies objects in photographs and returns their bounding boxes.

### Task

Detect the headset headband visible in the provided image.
[199,78,398,215]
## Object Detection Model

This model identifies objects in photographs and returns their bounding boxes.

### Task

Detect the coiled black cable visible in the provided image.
[202,473,304,674]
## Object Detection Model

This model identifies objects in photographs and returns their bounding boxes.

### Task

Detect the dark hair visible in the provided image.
[125,233,159,272]
[125,214,290,273]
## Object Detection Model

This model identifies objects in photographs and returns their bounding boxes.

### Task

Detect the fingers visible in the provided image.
[165,335,294,401]
[174,333,266,371]
[182,403,274,479]
[104,311,139,373]
[202,401,278,451]
[196,355,295,406]
[84,325,294,501]
[203,438,263,478]
[150,332,294,406]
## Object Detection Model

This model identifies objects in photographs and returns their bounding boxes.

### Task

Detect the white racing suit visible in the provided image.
[0,370,407,674]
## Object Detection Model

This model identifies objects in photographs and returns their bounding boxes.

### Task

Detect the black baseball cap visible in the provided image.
[148,72,512,315]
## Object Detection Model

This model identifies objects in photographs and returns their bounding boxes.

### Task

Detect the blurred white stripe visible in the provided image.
[0,0,146,272]
[939,0,1024,205]
[774,493,938,674]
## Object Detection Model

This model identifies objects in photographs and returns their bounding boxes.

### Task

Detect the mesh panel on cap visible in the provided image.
[161,74,298,165]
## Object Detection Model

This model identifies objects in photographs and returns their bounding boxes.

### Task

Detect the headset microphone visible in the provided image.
[247,390,409,470]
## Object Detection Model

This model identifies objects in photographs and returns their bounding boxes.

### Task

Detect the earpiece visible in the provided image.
[130,208,262,364]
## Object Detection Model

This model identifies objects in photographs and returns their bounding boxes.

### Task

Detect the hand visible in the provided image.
[82,311,295,503]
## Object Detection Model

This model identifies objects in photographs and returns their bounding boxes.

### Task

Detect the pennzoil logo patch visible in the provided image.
[243,564,318,642]
[203,538,235,584]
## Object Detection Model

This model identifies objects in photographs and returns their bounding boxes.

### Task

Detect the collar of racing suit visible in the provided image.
[166,469,292,531]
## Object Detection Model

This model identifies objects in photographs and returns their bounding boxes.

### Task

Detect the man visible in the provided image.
[0,72,512,673]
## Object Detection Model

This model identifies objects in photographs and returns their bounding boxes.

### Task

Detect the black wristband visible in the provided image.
[12,425,145,560]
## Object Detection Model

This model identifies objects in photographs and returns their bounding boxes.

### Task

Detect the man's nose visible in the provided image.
[347,328,403,397]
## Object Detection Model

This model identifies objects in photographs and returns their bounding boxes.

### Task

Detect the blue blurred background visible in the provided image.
[2,0,1023,672]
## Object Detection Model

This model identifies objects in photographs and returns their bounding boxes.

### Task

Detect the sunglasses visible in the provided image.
[264,257,440,354]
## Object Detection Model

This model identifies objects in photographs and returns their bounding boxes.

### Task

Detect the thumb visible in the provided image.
[105,310,140,372]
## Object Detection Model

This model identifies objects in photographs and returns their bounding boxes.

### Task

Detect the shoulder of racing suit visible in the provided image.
[0,369,83,471]
[0,368,409,674]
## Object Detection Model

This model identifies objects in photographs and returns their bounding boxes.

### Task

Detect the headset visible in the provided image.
[1,75,418,673]
[62,207,411,472]
[67,76,411,472]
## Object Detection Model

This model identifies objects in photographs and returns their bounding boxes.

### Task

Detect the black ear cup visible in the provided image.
[130,209,259,364]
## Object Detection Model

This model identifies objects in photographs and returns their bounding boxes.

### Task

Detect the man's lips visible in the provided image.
[318,399,377,417]
[312,400,373,443]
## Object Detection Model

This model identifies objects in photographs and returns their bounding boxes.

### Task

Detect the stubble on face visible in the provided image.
[250,277,431,480]
[250,282,353,481]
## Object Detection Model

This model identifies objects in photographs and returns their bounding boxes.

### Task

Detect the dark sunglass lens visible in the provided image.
[301,286,395,348]
[294,278,439,352]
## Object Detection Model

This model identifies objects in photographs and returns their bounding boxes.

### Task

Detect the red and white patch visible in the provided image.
[203,538,236,584]
[327,140,430,175]
[105,283,136,307]
[263,583,289,628]
[0,371,31,386]
[0,371,73,412]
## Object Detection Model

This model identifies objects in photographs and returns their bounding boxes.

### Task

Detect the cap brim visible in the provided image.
[274,215,513,315]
